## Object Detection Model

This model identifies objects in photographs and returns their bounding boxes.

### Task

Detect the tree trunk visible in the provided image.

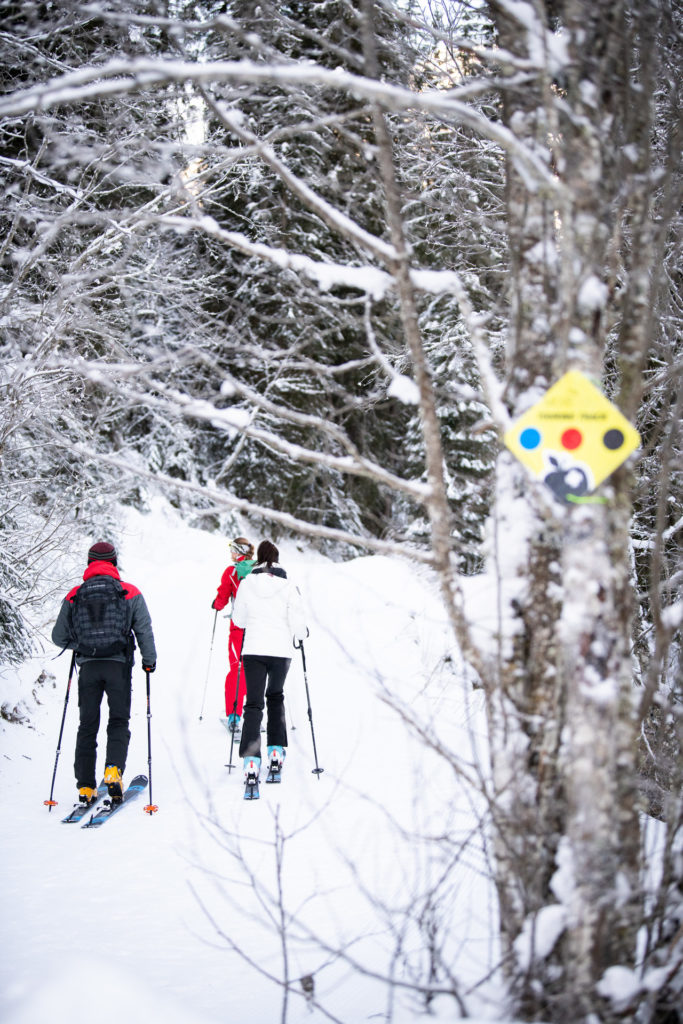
[488,0,645,1016]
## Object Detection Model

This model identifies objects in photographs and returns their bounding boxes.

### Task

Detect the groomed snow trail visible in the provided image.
[0,503,494,1024]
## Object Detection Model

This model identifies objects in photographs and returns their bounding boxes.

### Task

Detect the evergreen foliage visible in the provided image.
[1,1,502,593]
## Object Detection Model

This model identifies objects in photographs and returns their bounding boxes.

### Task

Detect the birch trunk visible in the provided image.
[485,3,568,1010]
[488,0,644,1016]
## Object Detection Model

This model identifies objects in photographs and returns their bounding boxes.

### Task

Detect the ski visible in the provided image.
[61,779,105,824]
[265,750,285,784]
[81,774,148,828]
[220,716,241,736]
[244,768,260,801]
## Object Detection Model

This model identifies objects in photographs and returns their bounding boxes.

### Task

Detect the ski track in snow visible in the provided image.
[0,502,501,1024]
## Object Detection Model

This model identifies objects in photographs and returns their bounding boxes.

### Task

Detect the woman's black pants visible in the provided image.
[239,654,290,760]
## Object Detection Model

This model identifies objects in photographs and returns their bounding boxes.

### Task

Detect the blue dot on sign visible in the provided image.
[520,427,541,450]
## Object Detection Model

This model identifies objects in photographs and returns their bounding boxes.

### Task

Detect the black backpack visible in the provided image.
[71,575,130,658]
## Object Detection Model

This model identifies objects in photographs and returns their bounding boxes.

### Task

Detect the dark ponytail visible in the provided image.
[256,540,279,566]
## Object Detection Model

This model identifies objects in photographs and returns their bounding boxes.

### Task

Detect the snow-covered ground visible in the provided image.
[0,501,509,1024]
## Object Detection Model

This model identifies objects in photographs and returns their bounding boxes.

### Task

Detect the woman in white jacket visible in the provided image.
[231,539,307,782]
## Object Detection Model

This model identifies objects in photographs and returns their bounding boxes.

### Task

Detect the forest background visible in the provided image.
[0,2,681,1022]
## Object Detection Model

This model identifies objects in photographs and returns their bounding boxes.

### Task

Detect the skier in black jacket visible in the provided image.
[51,541,157,806]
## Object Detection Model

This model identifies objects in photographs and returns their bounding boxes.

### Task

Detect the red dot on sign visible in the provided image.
[561,428,582,450]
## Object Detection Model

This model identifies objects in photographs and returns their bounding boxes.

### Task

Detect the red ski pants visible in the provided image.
[224,623,247,717]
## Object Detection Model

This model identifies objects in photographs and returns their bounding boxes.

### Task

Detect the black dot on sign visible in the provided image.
[603,428,624,450]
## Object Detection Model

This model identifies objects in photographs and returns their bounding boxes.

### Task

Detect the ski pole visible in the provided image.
[199,610,218,721]
[143,667,158,815]
[226,630,245,774]
[44,651,77,811]
[294,639,323,778]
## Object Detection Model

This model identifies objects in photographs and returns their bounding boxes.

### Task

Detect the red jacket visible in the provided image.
[64,560,143,602]
[213,558,249,611]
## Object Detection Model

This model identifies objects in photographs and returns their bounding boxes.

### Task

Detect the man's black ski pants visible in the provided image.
[74,660,132,788]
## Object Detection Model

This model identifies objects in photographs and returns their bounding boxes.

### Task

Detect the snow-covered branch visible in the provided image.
[158,214,395,299]
[55,438,435,564]
[0,57,560,194]
[201,95,398,265]
[49,356,430,502]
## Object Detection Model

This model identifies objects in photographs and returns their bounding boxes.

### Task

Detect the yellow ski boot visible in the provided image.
[104,765,123,802]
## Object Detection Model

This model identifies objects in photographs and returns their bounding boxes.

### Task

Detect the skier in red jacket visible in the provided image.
[212,537,255,732]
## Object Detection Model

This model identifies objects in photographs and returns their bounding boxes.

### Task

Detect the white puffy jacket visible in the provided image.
[231,565,307,658]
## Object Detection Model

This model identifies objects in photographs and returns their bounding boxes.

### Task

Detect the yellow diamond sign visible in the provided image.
[504,370,640,504]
